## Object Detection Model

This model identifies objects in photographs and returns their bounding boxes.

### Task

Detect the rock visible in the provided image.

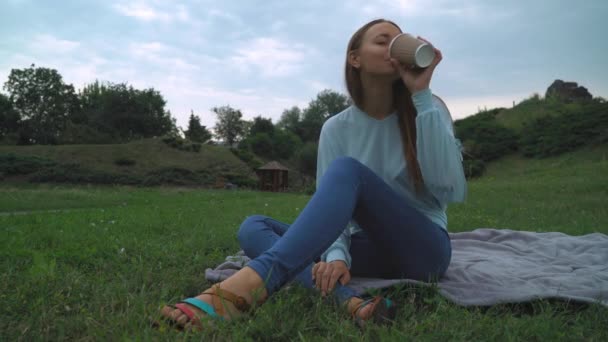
[545,80,593,102]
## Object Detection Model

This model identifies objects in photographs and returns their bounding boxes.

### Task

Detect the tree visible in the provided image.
[294,142,319,176]
[185,110,212,143]
[273,129,302,159]
[249,132,274,158]
[249,115,275,137]
[3,64,79,144]
[299,89,350,142]
[79,80,175,142]
[0,93,20,142]
[276,106,302,137]
[212,105,245,146]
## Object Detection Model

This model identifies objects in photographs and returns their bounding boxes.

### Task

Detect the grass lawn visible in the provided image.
[1,146,607,341]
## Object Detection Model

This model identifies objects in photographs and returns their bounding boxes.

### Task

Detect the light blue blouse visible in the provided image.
[316,88,467,268]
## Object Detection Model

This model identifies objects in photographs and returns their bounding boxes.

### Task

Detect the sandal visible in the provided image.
[158,284,252,330]
[351,296,397,328]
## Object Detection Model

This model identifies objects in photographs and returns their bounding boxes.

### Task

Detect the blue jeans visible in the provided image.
[239,157,451,303]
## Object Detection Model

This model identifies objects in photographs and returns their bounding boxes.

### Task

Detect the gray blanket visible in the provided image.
[205,228,608,307]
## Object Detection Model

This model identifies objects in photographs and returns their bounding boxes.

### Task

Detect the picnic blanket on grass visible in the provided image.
[205,228,608,307]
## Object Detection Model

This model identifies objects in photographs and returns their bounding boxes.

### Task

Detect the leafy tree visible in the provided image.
[79,80,174,142]
[249,115,275,137]
[185,110,212,143]
[249,132,274,158]
[212,105,245,146]
[3,64,79,144]
[276,106,302,133]
[454,110,519,162]
[273,129,302,159]
[299,89,349,142]
[293,142,319,176]
[0,93,20,142]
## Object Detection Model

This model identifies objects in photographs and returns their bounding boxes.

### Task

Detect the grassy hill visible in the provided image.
[0,138,257,187]
[493,95,601,131]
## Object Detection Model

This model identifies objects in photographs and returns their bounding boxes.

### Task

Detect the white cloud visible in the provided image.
[208,9,243,26]
[230,38,308,78]
[30,34,80,54]
[112,1,190,23]
[307,80,332,92]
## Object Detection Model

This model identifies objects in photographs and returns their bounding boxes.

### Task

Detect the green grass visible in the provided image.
[1,146,607,341]
[494,96,594,131]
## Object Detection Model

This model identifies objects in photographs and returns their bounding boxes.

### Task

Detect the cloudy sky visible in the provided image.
[1,0,607,129]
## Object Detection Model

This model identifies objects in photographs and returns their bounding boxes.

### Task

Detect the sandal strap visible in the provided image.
[202,284,251,312]
[174,303,197,321]
[181,298,222,320]
[352,297,376,319]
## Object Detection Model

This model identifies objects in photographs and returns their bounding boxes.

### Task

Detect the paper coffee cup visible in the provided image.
[389,33,436,68]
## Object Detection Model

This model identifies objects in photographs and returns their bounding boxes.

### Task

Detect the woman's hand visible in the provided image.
[390,36,442,94]
[312,260,351,296]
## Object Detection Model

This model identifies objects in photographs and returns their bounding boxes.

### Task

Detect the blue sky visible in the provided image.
[1,0,607,129]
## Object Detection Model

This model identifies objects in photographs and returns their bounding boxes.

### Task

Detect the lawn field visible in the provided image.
[1,146,607,341]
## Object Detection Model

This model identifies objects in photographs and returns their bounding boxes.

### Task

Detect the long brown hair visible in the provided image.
[344,19,424,193]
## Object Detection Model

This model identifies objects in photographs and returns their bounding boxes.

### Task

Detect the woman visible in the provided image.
[161,18,466,330]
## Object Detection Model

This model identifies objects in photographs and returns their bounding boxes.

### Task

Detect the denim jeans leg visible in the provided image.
[245,156,451,296]
[238,214,358,302]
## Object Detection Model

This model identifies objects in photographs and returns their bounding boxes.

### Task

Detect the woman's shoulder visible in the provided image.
[322,105,357,131]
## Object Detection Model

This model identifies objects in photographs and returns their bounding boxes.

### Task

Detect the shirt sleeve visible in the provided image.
[316,123,353,268]
[412,88,467,204]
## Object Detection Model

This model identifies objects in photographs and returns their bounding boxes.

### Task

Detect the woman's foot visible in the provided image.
[346,296,397,327]
[160,267,268,330]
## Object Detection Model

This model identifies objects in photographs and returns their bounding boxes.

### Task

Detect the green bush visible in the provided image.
[463,159,485,179]
[29,163,140,185]
[0,153,57,175]
[221,172,258,188]
[304,183,316,195]
[292,142,318,177]
[230,148,263,170]
[520,102,608,158]
[142,167,206,186]
[160,134,201,153]
[114,158,136,166]
[455,111,519,162]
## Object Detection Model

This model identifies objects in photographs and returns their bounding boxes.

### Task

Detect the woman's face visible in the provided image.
[350,22,402,77]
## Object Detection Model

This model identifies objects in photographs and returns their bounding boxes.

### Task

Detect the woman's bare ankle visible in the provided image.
[219,266,268,304]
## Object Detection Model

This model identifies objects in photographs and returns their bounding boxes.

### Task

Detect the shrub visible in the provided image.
[519,102,608,158]
[463,159,485,179]
[230,148,263,170]
[292,142,318,177]
[142,167,204,186]
[0,153,57,175]
[114,158,136,166]
[29,163,140,185]
[455,113,519,162]
[160,134,201,153]
[221,172,258,188]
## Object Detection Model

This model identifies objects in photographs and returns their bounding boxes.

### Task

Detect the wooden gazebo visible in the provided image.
[256,161,289,192]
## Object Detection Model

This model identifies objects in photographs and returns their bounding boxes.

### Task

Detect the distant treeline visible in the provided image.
[0,64,352,177]
[2,64,606,181]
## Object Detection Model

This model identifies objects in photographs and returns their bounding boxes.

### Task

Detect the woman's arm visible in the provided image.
[316,123,353,268]
[413,89,467,204]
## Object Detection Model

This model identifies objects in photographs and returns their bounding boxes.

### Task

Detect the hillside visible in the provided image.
[493,96,599,131]
[0,138,257,187]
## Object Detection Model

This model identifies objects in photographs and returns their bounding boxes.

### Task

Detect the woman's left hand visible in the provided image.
[390,36,442,94]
